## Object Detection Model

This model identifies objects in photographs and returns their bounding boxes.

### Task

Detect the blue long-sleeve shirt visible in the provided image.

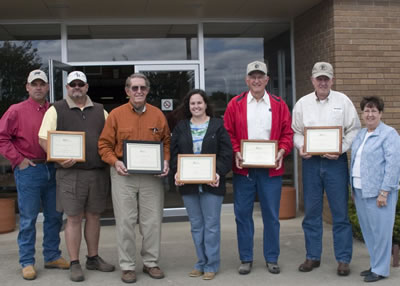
[350,121,400,198]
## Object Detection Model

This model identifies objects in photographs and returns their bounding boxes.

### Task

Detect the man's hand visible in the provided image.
[322,154,339,160]
[235,152,243,169]
[59,159,77,168]
[114,160,128,176]
[174,173,184,186]
[158,160,169,177]
[18,158,36,170]
[299,146,312,159]
[275,149,285,170]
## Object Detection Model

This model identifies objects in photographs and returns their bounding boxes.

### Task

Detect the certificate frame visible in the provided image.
[123,140,164,174]
[47,131,86,162]
[176,154,216,184]
[304,126,342,155]
[240,139,278,168]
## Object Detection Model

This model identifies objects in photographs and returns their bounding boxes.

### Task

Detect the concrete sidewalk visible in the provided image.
[0,206,399,286]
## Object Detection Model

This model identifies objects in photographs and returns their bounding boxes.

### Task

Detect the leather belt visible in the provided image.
[30,159,47,164]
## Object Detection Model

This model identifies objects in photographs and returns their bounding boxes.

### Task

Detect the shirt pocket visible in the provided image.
[118,128,135,142]
[148,127,164,141]
[332,107,343,125]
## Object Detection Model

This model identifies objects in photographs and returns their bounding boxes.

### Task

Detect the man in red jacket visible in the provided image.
[224,61,293,275]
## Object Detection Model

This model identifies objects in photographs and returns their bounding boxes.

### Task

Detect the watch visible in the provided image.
[379,191,388,197]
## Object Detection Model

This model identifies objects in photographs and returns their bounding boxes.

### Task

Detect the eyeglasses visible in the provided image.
[130,85,148,92]
[68,82,86,88]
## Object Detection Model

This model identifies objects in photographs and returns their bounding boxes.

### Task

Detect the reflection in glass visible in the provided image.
[67,24,198,61]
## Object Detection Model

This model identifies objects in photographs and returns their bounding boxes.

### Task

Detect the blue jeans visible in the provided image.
[302,154,352,263]
[182,192,224,273]
[14,163,63,267]
[233,169,282,263]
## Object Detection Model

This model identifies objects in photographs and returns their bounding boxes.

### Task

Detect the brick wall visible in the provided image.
[293,0,400,215]
[333,0,400,130]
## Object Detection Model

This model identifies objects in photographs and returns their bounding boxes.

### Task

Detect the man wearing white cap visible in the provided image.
[39,71,114,282]
[224,61,293,275]
[292,62,360,276]
[0,70,69,280]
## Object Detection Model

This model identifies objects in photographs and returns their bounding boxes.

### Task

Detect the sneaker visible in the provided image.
[86,255,115,272]
[45,257,70,269]
[143,265,165,279]
[70,263,84,282]
[203,272,216,280]
[121,270,136,283]
[22,265,36,280]
[189,269,203,277]
[238,262,252,275]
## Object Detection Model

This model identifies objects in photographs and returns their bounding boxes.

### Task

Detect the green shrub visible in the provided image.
[348,191,400,244]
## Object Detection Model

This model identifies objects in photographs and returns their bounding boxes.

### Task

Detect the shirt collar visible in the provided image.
[27,96,49,110]
[65,95,93,109]
[247,91,269,104]
[314,91,331,102]
[129,102,147,114]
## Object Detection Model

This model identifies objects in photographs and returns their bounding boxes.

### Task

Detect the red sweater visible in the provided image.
[224,91,293,177]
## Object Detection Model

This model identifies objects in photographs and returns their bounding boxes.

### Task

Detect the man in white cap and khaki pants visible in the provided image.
[292,62,360,276]
[38,71,114,282]
[0,70,69,280]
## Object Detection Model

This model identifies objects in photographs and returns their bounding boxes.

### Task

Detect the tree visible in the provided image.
[0,41,42,116]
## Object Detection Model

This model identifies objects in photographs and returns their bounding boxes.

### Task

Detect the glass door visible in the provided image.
[48,59,74,103]
[135,64,199,216]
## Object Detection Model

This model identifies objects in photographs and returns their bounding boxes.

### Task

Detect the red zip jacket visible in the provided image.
[223,91,293,177]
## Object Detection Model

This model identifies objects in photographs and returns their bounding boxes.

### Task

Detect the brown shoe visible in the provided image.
[143,265,165,279]
[189,269,203,277]
[203,272,216,280]
[22,265,36,280]
[45,257,70,269]
[298,259,321,272]
[121,270,136,283]
[337,262,350,276]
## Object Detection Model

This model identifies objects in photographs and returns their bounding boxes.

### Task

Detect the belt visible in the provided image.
[30,159,47,164]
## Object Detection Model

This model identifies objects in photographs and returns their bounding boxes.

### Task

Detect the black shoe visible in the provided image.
[364,272,385,282]
[266,262,280,274]
[238,262,252,275]
[360,268,372,277]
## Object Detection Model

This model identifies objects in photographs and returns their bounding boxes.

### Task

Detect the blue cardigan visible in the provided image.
[350,121,400,198]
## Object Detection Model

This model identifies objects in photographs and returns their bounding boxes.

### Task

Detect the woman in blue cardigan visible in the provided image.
[350,96,400,282]
[170,89,232,280]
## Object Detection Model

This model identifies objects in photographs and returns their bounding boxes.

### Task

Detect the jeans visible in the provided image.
[14,163,63,267]
[302,154,352,263]
[233,169,282,263]
[182,192,224,273]
[354,188,398,277]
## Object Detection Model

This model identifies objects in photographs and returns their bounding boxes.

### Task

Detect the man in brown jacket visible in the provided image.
[98,73,170,284]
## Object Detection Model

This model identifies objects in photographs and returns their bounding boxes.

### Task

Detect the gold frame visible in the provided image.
[47,131,86,162]
[176,154,216,184]
[304,126,342,155]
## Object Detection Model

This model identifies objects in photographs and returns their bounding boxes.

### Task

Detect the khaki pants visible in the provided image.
[110,167,164,270]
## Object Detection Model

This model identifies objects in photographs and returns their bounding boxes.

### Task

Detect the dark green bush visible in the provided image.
[348,191,400,244]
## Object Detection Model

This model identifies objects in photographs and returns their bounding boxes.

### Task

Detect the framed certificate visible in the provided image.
[304,126,342,155]
[240,140,278,168]
[176,154,216,184]
[47,131,86,162]
[123,140,164,174]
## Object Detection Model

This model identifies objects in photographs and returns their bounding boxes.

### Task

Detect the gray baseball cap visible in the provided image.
[312,62,334,79]
[247,61,267,75]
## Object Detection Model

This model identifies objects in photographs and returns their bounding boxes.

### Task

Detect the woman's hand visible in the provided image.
[376,190,388,207]
[174,173,184,186]
[208,173,220,188]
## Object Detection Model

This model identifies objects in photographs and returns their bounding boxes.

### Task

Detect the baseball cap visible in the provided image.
[27,70,48,83]
[67,71,87,84]
[312,62,334,79]
[247,61,267,75]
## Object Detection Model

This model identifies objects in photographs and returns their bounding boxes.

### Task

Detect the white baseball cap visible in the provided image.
[27,70,48,83]
[247,61,268,75]
[67,71,87,84]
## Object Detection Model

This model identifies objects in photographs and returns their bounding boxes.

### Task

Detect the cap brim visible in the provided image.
[312,72,333,79]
